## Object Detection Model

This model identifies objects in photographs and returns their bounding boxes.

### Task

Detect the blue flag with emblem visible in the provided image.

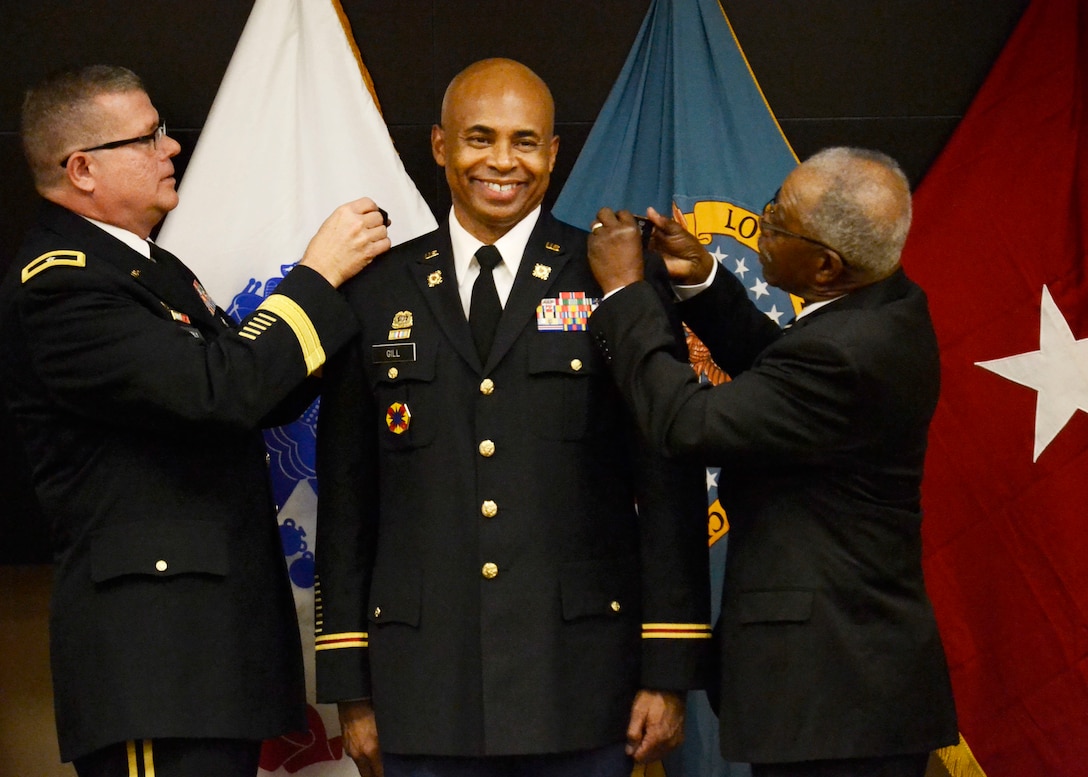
[554,1,798,775]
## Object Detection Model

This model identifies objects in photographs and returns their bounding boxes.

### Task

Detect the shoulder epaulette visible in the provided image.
[21,250,86,283]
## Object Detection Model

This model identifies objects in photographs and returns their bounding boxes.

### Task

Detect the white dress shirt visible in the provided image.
[448,206,542,318]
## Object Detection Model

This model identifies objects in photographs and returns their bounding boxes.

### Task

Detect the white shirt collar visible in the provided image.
[81,216,152,260]
[448,206,542,316]
[795,295,844,320]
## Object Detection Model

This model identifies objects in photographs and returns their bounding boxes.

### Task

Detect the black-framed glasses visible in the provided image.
[59,120,167,168]
[761,188,851,266]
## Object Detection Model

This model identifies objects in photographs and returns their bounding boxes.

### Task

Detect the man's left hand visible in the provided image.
[587,208,647,294]
[625,689,686,764]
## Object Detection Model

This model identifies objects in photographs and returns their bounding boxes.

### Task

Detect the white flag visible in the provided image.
[158,0,435,304]
[157,1,435,774]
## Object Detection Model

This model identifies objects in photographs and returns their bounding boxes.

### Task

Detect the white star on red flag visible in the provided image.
[976,285,1088,462]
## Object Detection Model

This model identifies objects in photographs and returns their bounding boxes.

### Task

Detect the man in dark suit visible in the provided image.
[0,65,391,777]
[314,58,711,777]
[585,148,958,777]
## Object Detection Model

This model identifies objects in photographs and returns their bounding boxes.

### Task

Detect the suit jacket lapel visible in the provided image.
[485,216,575,372]
[40,203,221,328]
[406,228,481,370]
[141,242,225,328]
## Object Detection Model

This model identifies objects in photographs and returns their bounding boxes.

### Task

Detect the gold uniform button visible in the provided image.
[155,559,168,573]
[480,378,495,395]
[570,358,583,371]
[481,500,498,518]
[479,440,495,457]
[610,600,622,613]
[387,367,399,380]
[373,607,382,618]
[482,562,499,579]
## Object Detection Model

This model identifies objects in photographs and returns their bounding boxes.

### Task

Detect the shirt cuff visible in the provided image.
[671,258,718,301]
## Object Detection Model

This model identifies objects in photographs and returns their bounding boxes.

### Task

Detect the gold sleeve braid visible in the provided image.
[250,293,326,375]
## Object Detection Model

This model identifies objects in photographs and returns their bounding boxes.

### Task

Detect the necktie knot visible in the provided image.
[475,244,503,271]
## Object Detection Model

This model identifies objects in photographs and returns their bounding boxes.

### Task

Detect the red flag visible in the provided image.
[901,0,1087,774]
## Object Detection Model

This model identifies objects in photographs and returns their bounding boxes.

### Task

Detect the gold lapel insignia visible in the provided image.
[423,249,439,261]
[427,270,443,287]
[131,269,141,278]
[532,263,552,281]
[545,242,561,252]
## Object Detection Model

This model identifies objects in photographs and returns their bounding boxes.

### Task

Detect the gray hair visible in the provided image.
[21,65,146,191]
[797,147,912,276]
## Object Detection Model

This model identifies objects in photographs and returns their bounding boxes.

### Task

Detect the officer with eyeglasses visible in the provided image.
[585,147,959,777]
[59,118,168,167]
[0,64,391,777]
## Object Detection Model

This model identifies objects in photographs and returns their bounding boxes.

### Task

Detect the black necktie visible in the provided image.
[469,245,503,362]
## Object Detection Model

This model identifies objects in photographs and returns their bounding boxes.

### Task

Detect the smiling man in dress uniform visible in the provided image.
[314,58,711,777]
[0,64,390,777]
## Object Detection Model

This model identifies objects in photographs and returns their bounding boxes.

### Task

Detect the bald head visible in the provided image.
[441,58,555,135]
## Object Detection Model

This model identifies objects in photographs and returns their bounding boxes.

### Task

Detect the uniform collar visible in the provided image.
[447,206,542,314]
[81,216,152,260]
[448,206,541,283]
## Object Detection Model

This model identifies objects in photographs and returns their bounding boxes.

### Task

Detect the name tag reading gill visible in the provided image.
[372,342,417,363]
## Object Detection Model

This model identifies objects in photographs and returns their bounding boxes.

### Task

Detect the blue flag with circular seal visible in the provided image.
[554,2,799,775]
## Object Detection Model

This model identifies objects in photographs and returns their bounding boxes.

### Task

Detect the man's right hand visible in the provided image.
[301,197,392,288]
[338,699,383,777]
[644,206,715,286]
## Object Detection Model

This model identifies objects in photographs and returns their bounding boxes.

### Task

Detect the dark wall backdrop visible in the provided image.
[0,0,1028,562]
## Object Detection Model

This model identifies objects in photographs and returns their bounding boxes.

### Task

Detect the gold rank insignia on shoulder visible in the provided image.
[532,263,552,280]
[545,242,561,252]
[427,270,443,287]
[21,250,86,283]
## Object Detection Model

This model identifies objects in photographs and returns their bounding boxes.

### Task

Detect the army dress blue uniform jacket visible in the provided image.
[588,268,959,764]
[314,212,711,756]
[0,200,360,762]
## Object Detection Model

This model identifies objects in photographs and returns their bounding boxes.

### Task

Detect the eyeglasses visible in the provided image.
[60,120,167,168]
[761,188,851,266]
